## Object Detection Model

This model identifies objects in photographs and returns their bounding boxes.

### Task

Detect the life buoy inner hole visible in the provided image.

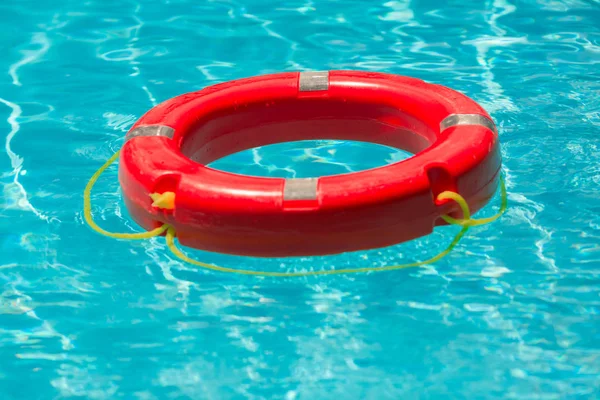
[209,139,414,178]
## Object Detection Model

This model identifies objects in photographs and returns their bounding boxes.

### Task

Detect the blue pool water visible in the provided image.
[2,0,600,398]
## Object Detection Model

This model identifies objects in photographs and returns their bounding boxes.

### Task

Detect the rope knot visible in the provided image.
[150,192,175,210]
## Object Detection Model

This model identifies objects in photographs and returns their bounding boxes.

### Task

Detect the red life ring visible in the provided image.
[119,70,501,257]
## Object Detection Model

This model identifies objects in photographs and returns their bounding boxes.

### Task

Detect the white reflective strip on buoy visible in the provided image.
[299,71,329,92]
[440,114,497,134]
[283,178,319,200]
[125,125,175,142]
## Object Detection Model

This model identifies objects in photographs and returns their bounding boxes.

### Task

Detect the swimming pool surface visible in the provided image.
[2,0,599,398]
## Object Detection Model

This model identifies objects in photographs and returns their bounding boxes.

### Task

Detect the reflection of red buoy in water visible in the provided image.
[116,70,502,258]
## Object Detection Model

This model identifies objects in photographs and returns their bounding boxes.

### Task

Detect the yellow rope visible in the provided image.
[83,150,168,239]
[83,150,507,276]
[440,184,508,227]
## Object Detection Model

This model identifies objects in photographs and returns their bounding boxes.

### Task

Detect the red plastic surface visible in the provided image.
[118,71,501,257]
